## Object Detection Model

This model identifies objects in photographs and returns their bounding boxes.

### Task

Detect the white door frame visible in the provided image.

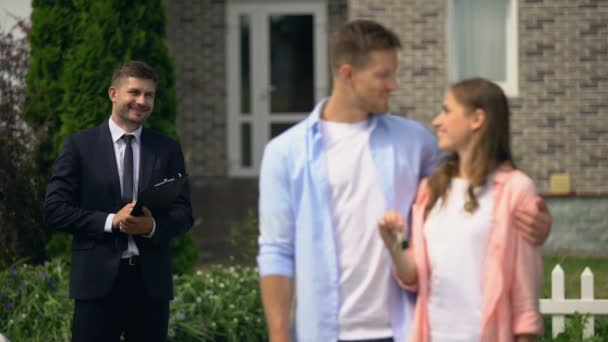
[226,1,328,177]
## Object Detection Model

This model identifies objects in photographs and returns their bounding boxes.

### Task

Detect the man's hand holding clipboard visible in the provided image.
[131,173,189,216]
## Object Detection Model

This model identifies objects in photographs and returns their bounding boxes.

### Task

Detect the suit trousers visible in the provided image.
[71,258,169,342]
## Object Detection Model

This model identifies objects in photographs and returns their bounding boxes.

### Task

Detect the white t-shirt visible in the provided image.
[424,177,493,342]
[322,119,393,340]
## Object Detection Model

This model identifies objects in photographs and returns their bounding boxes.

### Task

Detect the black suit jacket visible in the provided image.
[44,121,193,301]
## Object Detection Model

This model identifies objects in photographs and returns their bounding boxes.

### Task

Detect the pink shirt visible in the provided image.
[401,167,544,342]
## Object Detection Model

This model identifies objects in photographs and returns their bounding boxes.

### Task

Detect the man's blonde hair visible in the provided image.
[329,19,401,73]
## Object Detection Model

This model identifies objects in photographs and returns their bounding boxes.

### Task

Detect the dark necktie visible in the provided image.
[122,134,135,204]
[117,134,135,252]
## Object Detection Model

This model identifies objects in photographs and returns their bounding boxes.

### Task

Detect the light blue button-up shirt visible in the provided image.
[257,99,442,342]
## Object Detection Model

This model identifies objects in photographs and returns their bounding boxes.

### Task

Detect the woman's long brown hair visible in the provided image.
[425,78,515,217]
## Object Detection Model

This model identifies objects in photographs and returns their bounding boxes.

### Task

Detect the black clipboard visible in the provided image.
[131,173,188,216]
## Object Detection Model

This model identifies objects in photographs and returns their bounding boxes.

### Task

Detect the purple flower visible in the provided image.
[48,279,57,292]
[5,302,13,309]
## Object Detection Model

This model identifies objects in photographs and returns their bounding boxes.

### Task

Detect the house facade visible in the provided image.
[165,0,607,259]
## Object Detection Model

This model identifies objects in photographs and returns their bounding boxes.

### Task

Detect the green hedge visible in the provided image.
[0,259,266,341]
[2,260,606,341]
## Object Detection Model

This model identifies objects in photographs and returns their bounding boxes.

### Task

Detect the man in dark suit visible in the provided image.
[44,60,193,342]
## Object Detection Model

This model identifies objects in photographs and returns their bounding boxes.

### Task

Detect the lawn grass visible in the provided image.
[542,254,608,299]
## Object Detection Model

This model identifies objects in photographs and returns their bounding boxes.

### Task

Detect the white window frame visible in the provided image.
[226,1,328,177]
[447,0,519,97]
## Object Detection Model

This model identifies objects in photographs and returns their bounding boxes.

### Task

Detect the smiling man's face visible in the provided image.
[109,76,156,131]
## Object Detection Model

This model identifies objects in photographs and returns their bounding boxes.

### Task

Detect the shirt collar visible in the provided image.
[306,98,326,135]
[108,117,142,143]
[307,97,383,135]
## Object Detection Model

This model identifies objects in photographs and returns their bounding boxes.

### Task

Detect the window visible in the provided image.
[448,0,518,97]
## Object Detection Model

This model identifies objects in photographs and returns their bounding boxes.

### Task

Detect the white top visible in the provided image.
[322,119,393,340]
[424,177,493,342]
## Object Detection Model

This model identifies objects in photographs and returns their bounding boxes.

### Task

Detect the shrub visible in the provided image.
[541,313,608,342]
[170,265,267,341]
[0,260,71,341]
[226,209,259,266]
[0,260,267,341]
[44,233,72,264]
[0,20,47,268]
[171,231,200,275]
[5,259,607,341]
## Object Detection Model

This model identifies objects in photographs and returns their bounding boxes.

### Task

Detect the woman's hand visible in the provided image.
[378,210,417,285]
[378,210,406,253]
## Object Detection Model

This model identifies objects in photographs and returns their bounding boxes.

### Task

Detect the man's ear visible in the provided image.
[338,64,353,82]
[108,86,117,102]
[471,108,487,131]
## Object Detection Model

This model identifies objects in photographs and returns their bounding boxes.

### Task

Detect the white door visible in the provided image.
[227,1,328,177]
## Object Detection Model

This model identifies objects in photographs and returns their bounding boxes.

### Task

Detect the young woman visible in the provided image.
[379,78,543,342]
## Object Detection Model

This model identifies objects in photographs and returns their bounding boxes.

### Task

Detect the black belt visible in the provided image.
[120,255,140,266]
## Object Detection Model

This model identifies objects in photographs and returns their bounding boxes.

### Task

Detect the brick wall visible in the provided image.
[350,0,608,194]
[165,0,227,184]
[516,0,608,194]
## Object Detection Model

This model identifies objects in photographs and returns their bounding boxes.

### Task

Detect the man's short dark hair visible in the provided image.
[329,19,402,73]
[111,60,158,86]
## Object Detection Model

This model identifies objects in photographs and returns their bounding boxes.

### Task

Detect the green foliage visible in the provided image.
[4,259,608,341]
[171,232,199,275]
[26,0,84,174]
[44,233,72,263]
[541,313,608,341]
[0,259,266,341]
[226,209,259,266]
[0,21,47,268]
[0,260,71,341]
[170,265,267,341]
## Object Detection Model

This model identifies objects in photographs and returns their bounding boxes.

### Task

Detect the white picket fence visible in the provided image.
[540,264,608,338]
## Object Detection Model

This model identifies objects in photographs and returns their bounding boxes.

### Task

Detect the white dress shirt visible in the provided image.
[103,117,156,258]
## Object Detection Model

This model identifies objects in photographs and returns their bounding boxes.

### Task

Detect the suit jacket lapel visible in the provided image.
[99,122,122,203]
[138,128,155,194]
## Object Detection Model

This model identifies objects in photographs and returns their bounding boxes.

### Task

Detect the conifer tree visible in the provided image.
[58,0,177,141]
